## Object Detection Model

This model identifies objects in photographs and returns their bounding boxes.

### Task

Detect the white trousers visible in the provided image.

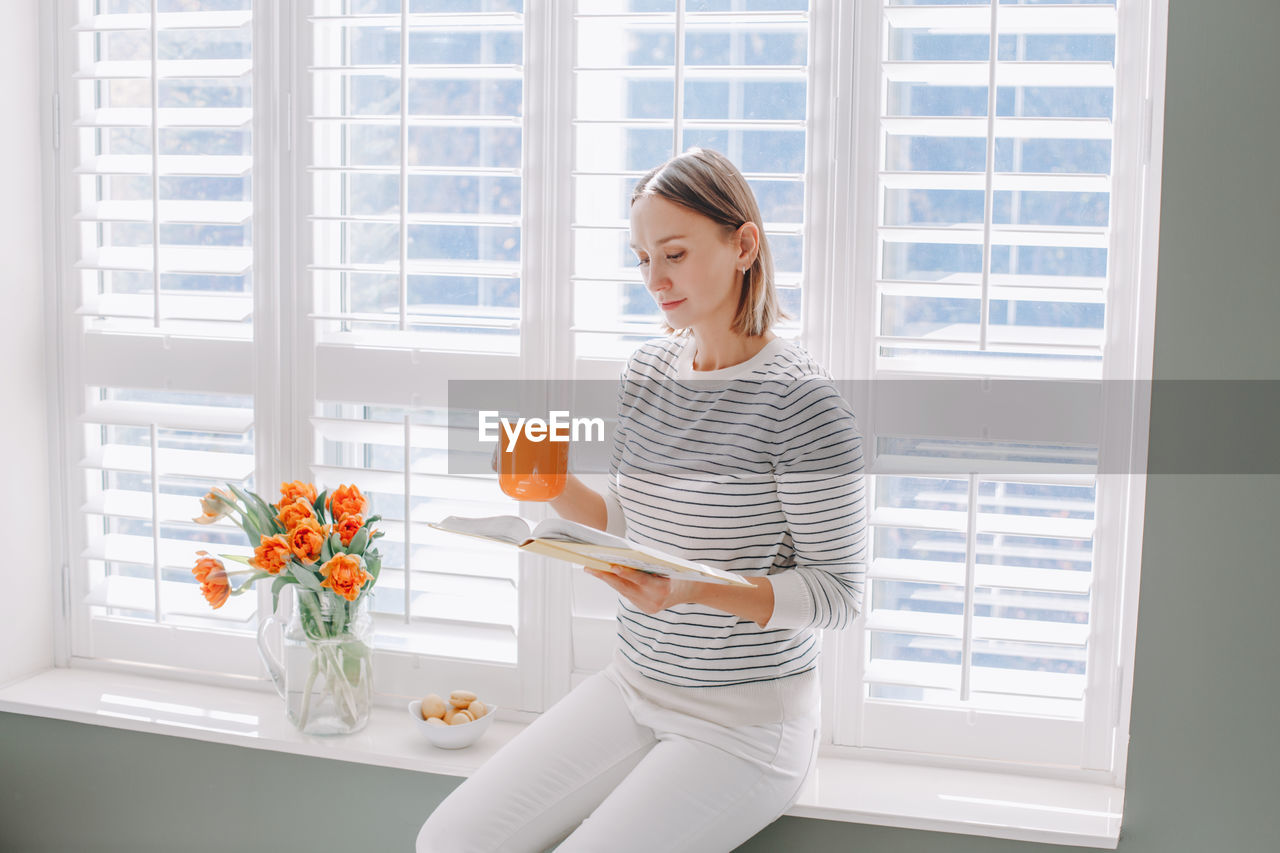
[415,662,820,853]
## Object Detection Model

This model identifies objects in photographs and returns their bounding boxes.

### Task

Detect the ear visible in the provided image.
[734,221,761,270]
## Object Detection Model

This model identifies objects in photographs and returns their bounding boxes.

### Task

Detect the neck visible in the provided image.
[688,327,777,372]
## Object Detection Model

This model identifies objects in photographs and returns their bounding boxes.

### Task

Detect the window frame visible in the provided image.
[41,0,1169,792]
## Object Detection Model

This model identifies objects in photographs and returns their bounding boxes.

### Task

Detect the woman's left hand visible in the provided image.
[584,565,700,615]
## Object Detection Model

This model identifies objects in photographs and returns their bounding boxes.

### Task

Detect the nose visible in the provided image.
[645,262,671,296]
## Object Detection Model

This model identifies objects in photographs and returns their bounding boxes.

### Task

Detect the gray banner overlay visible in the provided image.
[446,380,1280,476]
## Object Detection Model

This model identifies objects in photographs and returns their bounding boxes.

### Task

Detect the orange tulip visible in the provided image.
[250,534,293,575]
[191,551,230,610]
[193,487,235,525]
[334,513,364,547]
[277,496,317,531]
[288,517,326,565]
[277,480,317,512]
[319,553,372,602]
[326,484,369,521]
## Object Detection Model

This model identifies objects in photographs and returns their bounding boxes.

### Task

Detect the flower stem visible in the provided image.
[297,654,319,730]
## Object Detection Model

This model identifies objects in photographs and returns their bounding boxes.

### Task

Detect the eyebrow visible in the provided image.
[628,235,686,250]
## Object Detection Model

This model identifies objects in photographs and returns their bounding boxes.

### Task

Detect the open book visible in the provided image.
[427,515,754,588]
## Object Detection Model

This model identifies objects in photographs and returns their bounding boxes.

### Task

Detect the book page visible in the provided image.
[529,517,631,549]
[429,515,532,546]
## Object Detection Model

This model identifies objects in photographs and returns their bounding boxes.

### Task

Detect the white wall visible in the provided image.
[0,0,53,686]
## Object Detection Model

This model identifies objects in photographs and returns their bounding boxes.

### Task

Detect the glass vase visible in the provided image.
[257,586,374,736]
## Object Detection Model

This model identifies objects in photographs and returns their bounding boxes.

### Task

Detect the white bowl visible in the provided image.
[408,698,499,749]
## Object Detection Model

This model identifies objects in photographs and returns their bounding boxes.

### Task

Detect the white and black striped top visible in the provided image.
[602,333,867,690]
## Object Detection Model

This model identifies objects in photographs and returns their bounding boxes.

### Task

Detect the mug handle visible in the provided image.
[256,613,286,701]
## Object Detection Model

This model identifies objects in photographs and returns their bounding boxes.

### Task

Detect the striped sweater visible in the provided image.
[600,332,867,726]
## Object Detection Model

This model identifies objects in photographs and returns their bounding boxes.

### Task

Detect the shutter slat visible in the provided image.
[874,354,1104,381]
[870,453,1096,480]
[871,558,1093,596]
[307,312,518,330]
[308,259,521,278]
[85,575,256,622]
[870,507,1094,539]
[74,59,252,80]
[309,12,523,29]
[880,170,1110,194]
[308,165,521,178]
[76,154,252,177]
[877,281,1107,305]
[74,10,253,31]
[573,118,805,130]
[75,107,253,129]
[82,399,253,433]
[574,220,803,236]
[311,465,495,502]
[569,271,802,287]
[865,610,1090,647]
[308,114,521,128]
[79,445,254,481]
[883,116,1112,140]
[77,293,252,323]
[572,65,806,81]
[880,224,1108,249]
[884,4,1116,35]
[84,533,251,571]
[309,64,523,80]
[84,490,251,525]
[884,60,1114,89]
[76,201,253,226]
[879,273,1108,291]
[77,247,253,275]
[865,659,1086,701]
[308,212,522,227]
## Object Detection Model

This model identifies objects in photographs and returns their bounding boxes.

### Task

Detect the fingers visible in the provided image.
[490,444,499,473]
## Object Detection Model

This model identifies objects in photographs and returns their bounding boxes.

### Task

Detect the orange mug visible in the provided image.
[497,429,568,502]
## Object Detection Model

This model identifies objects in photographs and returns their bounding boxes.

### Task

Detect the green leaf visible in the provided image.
[347,527,369,556]
[226,484,269,538]
[332,596,348,634]
[248,491,284,535]
[313,489,329,522]
[270,574,295,613]
[228,569,272,597]
[218,553,254,566]
[365,514,381,525]
[289,563,324,592]
[365,553,382,584]
[320,537,333,563]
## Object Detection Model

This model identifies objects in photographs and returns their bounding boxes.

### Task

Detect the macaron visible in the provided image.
[449,689,478,709]
[420,694,448,720]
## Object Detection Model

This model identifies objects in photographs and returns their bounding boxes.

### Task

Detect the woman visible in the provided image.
[416,148,866,853]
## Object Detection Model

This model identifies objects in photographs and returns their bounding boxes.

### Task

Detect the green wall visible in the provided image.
[4,1,1277,850]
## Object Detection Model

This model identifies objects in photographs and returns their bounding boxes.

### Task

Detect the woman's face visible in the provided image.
[629,194,753,333]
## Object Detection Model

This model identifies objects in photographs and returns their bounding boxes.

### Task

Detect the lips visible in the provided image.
[659,299,686,309]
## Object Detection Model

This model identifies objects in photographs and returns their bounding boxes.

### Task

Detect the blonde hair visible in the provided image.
[631,148,790,338]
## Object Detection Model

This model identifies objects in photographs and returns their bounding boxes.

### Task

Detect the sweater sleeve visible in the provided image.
[604,356,632,539]
[765,378,867,631]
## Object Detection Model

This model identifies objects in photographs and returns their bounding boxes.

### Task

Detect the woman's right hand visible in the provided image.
[490,443,499,474]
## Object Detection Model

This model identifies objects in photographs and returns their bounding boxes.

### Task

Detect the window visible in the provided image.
[829,0,1153,771]
[68,0,259,676]
[50,0,1164,782]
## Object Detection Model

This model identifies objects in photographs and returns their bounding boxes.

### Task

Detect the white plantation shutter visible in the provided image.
[47,0,1159,773]
[844,0,1132,765]
[304,0,537,706]
[568,0,811,680]
[65,1,261,675]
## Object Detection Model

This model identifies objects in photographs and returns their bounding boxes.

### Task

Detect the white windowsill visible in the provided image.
[0,667,1121,849]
